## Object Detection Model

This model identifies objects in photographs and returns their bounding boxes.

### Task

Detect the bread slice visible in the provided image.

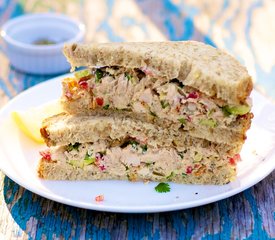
[63,41,253,105]
[40,113,243,154]
[38,142,238,185]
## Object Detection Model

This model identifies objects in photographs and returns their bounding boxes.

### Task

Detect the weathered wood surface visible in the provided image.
[0,0,274,239]
[0,172,274,239]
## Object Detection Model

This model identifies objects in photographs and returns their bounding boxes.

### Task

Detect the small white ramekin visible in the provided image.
[0,13,85,75]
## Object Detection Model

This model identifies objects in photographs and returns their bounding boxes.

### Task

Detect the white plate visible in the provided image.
[0,74,275,213]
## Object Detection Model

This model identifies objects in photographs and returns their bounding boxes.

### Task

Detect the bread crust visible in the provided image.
[63,41,253,104]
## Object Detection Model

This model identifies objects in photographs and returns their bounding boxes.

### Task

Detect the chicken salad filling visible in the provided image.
[62,67,252,128]
[40,138,240,182]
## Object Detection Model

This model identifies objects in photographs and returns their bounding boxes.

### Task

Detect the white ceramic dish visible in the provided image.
[0,74,275,213]
[0,13,85,75]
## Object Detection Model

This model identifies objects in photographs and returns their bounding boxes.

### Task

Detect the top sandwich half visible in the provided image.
[63,41,252,105]
[59,41,253,145]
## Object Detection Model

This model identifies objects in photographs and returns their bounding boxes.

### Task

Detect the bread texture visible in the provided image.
[41,112,243,153]
[63,41,253,105]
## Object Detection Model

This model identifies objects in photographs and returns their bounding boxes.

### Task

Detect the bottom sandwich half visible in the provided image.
[38,142,238,185]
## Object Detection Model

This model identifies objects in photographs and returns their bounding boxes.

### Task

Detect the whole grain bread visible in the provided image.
[48,108,251,146]
[63,41,253,105]
[40,113,245,152]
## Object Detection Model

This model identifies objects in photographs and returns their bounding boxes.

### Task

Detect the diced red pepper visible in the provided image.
[96,97,104,106]
[187,92,199,99]
[229,158,235,165]
[186,166,193,174]
[99,165,106,171]
[95,194,104,202]
[78,79,89,90]
[39,150,51,161]
[235,154,241,161]
[229,154,241,165]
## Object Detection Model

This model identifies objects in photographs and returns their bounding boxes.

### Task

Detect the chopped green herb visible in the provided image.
[74,69,91,80]
[178,152,184,159]
[155,182,171,193]
[103,104,110,110]
[141,144,148,153]
[207,108,215,117]
[170,79,184,88]
[199,118,217,128]
[166,171,174,181]
[66,142,81,152]
[145,162,154,166]
[129,140,139,146]
[222,106,231,117]
[149,111,157,117]
[125,73,132,81]
[182,173,187,177]
[95,69,103,83]
[99,150,106,155]
[129,140,139,150]
[160,100,170,109]
[178,118,186,125]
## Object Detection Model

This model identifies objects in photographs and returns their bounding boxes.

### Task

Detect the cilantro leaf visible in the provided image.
[178,152,184,159]
[149,110,157,117]
[141,144,148,153]
[66,142,81,152]
[155,182,171,193]
[95,69,103,83]
[221,106,231,117]
[160,100,170,109]
[103,104,109,110]
[125,73,132,81]
[178,118,186,125]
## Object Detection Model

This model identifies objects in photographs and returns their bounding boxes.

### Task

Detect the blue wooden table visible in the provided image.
[0,0,275,239]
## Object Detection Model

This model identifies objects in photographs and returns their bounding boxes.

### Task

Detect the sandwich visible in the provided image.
[38,41,253,185]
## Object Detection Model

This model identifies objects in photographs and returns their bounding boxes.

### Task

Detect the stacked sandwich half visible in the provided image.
[38,41,253,184]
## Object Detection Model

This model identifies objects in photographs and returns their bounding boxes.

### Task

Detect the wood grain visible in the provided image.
[0,171,274,239]
[0,0,275,239]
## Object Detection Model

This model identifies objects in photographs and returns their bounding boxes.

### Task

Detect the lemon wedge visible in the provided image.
[11,100,63,144]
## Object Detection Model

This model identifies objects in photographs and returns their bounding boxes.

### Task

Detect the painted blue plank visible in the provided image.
[97,0,124,42]
[0,77,12,98]
[1,1,275,240]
